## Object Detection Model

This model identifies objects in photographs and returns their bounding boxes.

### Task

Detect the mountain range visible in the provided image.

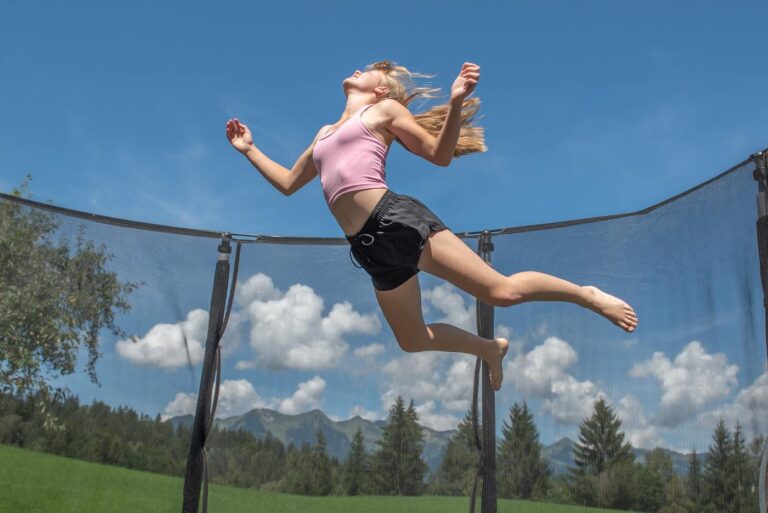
[170,408,692,477]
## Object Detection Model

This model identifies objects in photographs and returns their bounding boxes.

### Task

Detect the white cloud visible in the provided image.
[354,343,386,360]
[116,306,244,370]
[630,341,739,427]
[350,405,381,422]
[422,283,475,331]
[236,273,282,306]
[377,340,479,429]
[615,394,664,450]
[161,376,327,420]
[504,336,603,424]
[162,392,198,421]
[116,309,208,369]
[415,400,461,432]
[277,376,326,414]
[697,370,768,439]
[216,379,272,417]
[235,273,381,370]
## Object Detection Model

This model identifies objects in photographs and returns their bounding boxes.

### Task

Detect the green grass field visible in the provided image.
[0,444,636,513]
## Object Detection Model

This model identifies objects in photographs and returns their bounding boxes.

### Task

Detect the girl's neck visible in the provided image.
[338,93,378,122]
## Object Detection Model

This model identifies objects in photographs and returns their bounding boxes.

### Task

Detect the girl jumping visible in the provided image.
[225,60,638,391]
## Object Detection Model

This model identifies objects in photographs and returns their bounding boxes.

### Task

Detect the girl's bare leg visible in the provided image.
[375,275,509,390]
[374,230,639,391]
[417,230,639,332]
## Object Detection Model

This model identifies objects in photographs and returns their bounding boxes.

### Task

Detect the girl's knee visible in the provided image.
[488,280,525,307]
[394,330,430,353]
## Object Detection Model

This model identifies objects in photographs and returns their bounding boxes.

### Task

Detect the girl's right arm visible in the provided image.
[226,119,320,196]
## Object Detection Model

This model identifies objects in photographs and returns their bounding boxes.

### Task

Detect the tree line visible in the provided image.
[1,390,763,511]
[0,391,427,495]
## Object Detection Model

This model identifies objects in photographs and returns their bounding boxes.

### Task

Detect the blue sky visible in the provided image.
[1,1,766,235]
[2,0,767,453]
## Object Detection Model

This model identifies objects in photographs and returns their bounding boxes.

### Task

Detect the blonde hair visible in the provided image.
[364,60,487,157]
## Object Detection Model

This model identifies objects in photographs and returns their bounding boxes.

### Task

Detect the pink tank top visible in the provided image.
[312,104,390,208]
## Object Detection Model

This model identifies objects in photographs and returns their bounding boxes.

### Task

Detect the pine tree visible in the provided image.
[703,419,736,512]
[748,434,765,513]
[570,397,634,477]
[280,429,333,497]
[428,409,480,496]
[686,448,704,512]
[404,400,428,495]
[369,395,427,495]
[343,426,369,495]
[732,422,757,513]
[310,427,333,496]
[497,401,550,499]
[644,448,675,507]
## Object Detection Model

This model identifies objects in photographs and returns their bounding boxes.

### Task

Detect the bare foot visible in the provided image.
[582,285,639,332]
[485,337,509,391]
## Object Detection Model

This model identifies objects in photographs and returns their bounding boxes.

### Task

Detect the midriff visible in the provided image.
[331,187,390,237]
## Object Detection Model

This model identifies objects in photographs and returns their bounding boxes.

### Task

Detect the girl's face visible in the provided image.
[344,69,387,95]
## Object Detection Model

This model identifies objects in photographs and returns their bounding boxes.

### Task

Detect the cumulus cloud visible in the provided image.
[236,273,282,305]
[277,376,326,414]
[116,309,208,369]
[163,392,198,420]
[162,376,327,420]
[349,405,381,422]
[378,342,478,430]
[116,306,244,370]
[234,273,381,370]
[614,394,664,450]
[415,400,462,432]
[422,283,475,331]
[697,370,768,438]
[354,343,386,360]
[629,341,739,427]
[504,336,603,424]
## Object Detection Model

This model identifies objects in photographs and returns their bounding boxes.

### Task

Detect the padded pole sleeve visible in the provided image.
[181,240,231,513]
[477,231,497,513]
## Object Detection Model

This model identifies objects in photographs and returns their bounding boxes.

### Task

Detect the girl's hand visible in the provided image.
[450,62,480,102]
[226,118,254,154]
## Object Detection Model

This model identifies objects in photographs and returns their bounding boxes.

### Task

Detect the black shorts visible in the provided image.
[346,189,450,291]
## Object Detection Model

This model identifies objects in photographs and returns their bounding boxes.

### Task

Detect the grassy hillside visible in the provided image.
[0,444,638,513]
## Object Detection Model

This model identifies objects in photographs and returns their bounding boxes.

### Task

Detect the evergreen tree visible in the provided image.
[686,448,704,512]
[497,401,550,499]
[428,409,480,496]
[283,442,314,495]
[369,395,427,495]
[309,427,333,496]
[570,397,634,478]
[644,448,675,507]
[404,400,428,495]
[567,397,633,508]
[703,419,736,513]
[747,434,765,513]
[732,422,758,513]
[343,426,369,495]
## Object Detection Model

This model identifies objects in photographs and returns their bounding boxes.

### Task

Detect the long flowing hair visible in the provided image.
[364,59,487,157]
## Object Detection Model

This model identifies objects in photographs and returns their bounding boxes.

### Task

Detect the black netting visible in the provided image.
[0,155,765,513]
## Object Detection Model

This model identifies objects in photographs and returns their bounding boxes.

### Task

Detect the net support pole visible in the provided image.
[182,238,232,513]
[477,230,498,513]
[752,150,768,513]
